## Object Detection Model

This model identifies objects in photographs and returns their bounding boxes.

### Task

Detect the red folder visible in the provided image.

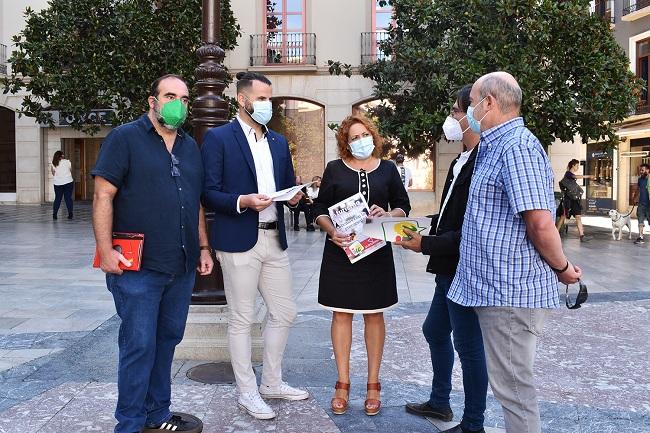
[93,232,144,271]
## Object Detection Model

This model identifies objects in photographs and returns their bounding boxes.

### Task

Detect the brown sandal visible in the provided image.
[365,382,381,416]
[331,381,350,415]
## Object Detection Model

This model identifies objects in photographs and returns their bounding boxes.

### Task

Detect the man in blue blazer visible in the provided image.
[201,71,308,420]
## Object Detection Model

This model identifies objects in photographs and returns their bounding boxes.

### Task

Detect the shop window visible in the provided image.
[636,38,650,113]
[586,144,614,215]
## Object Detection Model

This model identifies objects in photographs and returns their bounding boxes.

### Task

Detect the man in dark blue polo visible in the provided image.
[92,74,213,433]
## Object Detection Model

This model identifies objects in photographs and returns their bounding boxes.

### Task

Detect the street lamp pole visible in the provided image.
[191,0,229,305]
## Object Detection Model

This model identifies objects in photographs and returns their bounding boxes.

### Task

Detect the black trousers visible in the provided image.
[292,203,313,228]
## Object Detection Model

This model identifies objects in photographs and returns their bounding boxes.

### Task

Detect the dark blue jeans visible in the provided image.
[106,268,196,433]
[53,181,74,216]
[423,274,488,431]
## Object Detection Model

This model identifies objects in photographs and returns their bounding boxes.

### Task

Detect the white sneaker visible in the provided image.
[259,381,309,401]
[238,391,276,420]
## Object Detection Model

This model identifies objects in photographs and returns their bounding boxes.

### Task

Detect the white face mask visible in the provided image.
[442,115,468,141]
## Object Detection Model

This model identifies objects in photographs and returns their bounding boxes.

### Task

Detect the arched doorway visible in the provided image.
[0,107,16,195]
[268,97,325,181]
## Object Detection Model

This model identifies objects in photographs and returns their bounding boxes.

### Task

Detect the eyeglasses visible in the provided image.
[565,279,588,310]
[171,153,180,177]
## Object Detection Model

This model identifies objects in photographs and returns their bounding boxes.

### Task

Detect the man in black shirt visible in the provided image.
[397,85,487,433]
[92,74,213,433]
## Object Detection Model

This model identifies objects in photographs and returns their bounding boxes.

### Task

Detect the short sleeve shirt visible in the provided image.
[448,117,560,309]
[91,114,203,275]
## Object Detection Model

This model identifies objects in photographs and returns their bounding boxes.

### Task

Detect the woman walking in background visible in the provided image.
[556,159,593,241]
[313,114,410,417]
[51,150,74,220]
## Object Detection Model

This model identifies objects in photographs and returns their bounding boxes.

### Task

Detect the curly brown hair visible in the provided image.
[335,114,384,160]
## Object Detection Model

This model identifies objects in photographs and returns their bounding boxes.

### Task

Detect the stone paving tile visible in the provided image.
[0,382,88,433]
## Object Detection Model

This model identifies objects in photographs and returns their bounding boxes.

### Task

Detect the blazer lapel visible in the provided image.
[231,120,257,183]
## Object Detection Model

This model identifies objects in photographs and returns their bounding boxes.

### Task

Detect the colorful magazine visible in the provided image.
[328,193,386,264]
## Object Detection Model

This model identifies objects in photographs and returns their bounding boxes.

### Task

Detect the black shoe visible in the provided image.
[52,214,57,220]
[68,213,73,219]
[293,226,300,231]
[634,237,645,244]
[141,413,203,433]
[306,225,315,232]
[439,424,485,433]
[404,401,453,421]
[580,235,589,242]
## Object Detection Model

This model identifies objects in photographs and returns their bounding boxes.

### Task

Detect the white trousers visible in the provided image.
[216,229,297,393]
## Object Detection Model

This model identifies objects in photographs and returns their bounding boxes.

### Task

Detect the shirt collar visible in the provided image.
[236,115,268,140]
[139,113,187,138]
[480,117,524,148]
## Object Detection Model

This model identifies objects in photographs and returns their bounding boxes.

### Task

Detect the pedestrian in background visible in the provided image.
[292,175,314,231]
[395,154,413,190]
[556,159,593,242]
[51,150,74,220]
[313,114,410,417]
[448,72,582,433]
[633,163,650,244]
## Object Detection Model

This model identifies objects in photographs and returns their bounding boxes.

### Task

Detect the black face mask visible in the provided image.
[565,279,588,310]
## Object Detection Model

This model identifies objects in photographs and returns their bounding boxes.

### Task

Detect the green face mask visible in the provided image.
[155,98,188,130]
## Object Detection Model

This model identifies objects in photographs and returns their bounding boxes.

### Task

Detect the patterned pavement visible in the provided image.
[0,203,649,432]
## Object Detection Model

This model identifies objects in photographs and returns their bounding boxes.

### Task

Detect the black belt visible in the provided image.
[258,221,278,230]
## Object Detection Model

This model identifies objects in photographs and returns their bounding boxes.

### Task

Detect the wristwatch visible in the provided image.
[199,245,213,254]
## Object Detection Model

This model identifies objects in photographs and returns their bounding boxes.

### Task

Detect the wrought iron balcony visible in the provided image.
[361,32,390,65]
[250,33,316,66]
[623,0,650,16]
[591,0,615,23]
[0,44,7,75]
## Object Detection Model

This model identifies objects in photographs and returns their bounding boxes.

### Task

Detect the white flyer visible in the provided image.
[269,182,313,202]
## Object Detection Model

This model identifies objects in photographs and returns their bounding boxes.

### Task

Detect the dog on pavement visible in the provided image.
[608,209,632,240]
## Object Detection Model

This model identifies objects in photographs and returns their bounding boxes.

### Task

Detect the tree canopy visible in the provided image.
[330,0,642,156]
[2,0,240,134]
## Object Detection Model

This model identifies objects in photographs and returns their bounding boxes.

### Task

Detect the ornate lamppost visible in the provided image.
[191,0,229,305]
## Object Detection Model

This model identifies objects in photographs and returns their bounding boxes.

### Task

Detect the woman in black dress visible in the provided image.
[313,114,411,416]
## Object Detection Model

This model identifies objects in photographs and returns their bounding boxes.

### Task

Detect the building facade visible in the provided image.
[4,0,648,217]
[0,0,439,216]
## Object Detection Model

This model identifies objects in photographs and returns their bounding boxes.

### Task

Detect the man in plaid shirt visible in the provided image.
[448,72,582,433]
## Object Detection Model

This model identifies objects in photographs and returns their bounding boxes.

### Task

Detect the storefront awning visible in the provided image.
[616,118,650,139]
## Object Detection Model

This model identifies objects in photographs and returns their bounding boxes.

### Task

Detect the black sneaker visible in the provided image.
[293,226,300,231]
[141,413,203,433]
[439,424,486,433]
[634,237,645,245]
[405,401,453,421]
[306,225,315,232]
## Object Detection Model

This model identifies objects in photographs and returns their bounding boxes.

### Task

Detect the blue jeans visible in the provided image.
[423,274,488,431]
[106,268,196,433]
[53,181,74,216]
